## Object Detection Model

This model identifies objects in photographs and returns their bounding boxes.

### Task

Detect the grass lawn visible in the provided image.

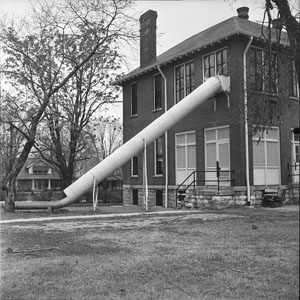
[0,206,299,300]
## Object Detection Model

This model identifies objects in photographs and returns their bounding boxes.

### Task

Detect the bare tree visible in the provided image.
[35,51,122,188]
[0,0,136,211]
[263,0,299,90]
[247,0,299,132]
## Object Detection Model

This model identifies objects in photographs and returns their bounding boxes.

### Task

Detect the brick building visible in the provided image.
[115,8,299,208]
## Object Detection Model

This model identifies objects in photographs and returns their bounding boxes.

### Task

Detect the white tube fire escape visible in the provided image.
[15,75,230,210]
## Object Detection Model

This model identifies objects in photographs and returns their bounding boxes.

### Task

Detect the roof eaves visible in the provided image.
[114,18,290,85]
[114,31,241,85]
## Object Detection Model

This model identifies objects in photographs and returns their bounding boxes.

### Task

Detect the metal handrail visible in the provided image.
[175,161,234,207]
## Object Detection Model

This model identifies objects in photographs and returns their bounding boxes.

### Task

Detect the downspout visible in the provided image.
[243,36,253,205]
[157,65,168,208]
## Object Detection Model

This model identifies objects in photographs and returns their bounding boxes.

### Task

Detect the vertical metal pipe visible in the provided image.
[243,36,253,205]
[157,65,168,208]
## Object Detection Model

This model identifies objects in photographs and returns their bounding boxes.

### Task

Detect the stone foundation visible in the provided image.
[123,184,299,209]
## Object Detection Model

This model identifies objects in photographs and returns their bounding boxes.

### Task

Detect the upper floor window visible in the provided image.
[131,82,137,116]
[203,48,228,79]
[175,61,194,103]
[290,60,299,98]
[249,48,278,94]
[32,165,49,174]
[154,74,163,110]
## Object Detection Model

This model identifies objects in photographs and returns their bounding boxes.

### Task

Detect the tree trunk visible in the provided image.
[4,180,15,212]
[271,0,300,90]
[4,139,35,211]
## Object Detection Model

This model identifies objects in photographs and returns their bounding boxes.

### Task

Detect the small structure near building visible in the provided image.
[16,158,63,201]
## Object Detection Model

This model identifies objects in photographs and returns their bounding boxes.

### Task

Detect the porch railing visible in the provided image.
[175,161,234,207]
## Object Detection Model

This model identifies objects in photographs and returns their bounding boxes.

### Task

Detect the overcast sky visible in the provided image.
[0,0,267,65]
[0,0,268,119]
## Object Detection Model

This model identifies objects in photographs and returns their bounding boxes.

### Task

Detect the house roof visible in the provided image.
[114,16,289,85]
[25,158,52,169]
[17,158,60,180]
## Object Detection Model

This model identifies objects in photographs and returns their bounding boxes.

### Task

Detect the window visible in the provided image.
[132,189,139,205]
[51,179,61,190]
[205,126,230,185]
[290,60,299,98]
[203,48,228,79]
[175,131,196,185]
[131,82,137,116]
[175,61,194,102]
[155,190,163,206]
[154,74,163,110]
[252,127,280,185]
[131,156,138,176]
[249,48,278,94]
[291,130,299,184]
[32,165,49,174]
[154,136,163,175]
[34,179,47,190]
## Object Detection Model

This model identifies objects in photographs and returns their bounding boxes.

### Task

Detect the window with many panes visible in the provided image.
[154,136,163,175]
[131,156,138,176]
[252,127,280,185]
[175,61,194,103]
[32,165,49,174]
[34,179,47,190]
[291,130,299,184]
[154,74,163,110]
[290,60,299,98]
[205,126,230,185]
[249,47,278,94]
[131,82,137,116]
[203,48,228,79]
[175,131,196,185]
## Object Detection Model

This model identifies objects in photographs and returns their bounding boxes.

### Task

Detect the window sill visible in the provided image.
[152,108,163,113]
[153,175,163,178]
[130,114,138,119]
[289,96,300,101]
[130,175,138,178]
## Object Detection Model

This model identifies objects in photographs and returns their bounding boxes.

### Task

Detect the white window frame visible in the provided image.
[290,60,299,99]
[249,46,278,95]
[252,127,281,186]
[131,82,138,116]
[153,73,163,111]
[131,156,138,177]
[154,137,163,176]
[174,60,195,103]
[204,125,230,186]
[203,47,228,81]
[291,129,300,183]
[175,131,196,185]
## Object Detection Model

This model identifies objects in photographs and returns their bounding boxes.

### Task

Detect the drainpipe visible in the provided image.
[157,65,168,208]
[243,36,253,205]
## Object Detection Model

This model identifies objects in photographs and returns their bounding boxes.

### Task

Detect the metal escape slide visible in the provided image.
[15,75,230,210]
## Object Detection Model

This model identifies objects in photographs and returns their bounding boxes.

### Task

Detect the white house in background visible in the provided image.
[16,158,61,191]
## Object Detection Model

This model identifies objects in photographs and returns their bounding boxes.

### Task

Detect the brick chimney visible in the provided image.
[139,10,157,67]
[237,7,249,19]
